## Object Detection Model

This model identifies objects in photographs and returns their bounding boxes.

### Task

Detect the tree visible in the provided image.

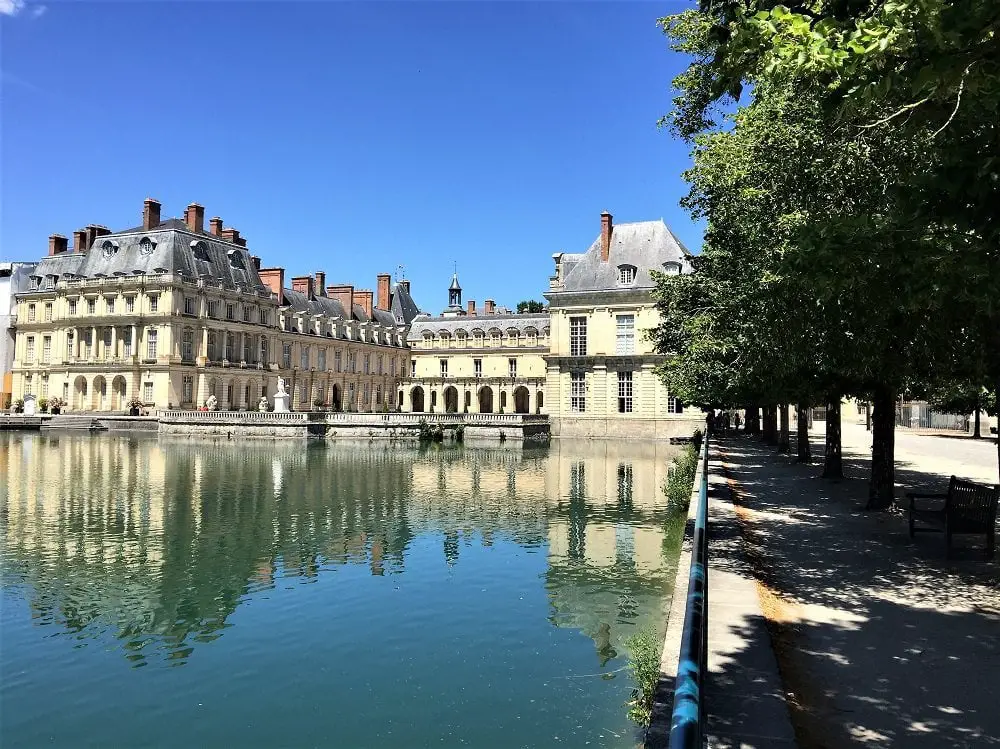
[516,300,545,314]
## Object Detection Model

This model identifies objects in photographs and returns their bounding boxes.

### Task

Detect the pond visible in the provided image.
[1,433,686,748]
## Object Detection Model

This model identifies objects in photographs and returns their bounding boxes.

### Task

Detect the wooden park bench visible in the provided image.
[908,476,999,560]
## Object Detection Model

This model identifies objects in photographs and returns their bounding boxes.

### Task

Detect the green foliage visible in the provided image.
[38,398,48,413]
[516,300,545,314]
[624,627,661,726]
[663,444,700,513]
[418,419,444,443]
[455,424,465,443]
[13,399,25,413]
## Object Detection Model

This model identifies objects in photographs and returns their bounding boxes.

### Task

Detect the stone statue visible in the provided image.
[258,396,269,412]
[205,394,218,411]
[276,377,287,395]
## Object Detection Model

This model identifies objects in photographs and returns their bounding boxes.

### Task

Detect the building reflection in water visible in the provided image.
[1,433,682,668]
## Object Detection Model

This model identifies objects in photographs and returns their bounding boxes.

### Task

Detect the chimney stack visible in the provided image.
[48,234,69,256]
[314,272,326,296]
[600,210,613,262]
[209,217,224,236]
[73,229,87,254]
[327,284,354,317]
[258,267,285,305]
[467,300,476,316]
[376,273,391,311]
[250,255,262,271]
[143,198,161,230]
[291,275,315,300]
[185,203,205,234]
[84,225,111,252]
[221,227,241,244]
[353,290,374,320]
[484,299,496,315]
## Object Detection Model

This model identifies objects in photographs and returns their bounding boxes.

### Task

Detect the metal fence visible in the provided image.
[895,403,969,431]
[668,434,709,748]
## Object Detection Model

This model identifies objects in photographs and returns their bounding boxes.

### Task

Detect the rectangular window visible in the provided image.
[243,306,252,322]
[570,316,587,356]
[146,329,158,359]
[208,300,218,318]
[103,329,112,359]
[410,359,416,377]
[25,336,35,363]
[41,336,51,363]
[243,336,252,363]
[41,376,49,398]
[66,332,74,360]
[440,359,448,377]
[283,344,292,369]
[571,372,586,412]
[126,296,135,313]
[617,370,633,413]
[490,332,501,347]
[27,304,36,322]
[299,383,309,405]
[300,345,310,370]
[184,297,195,315]
[667,396,684,414]
[82,331,91,358]
[182,375,194,402]
[259,337,267,364]
[226,384,234,405]
[378,355,383,375]
[106,297,115,314]
[87,299,96,315]
[259,309,268,325]
[69,300,77,316]
[318,350,327,371]
[335,350,342,373]
[619,266,636,285]
[474,358,482,377]
[143,382,153,403]
[63,382,69,401]
[616,314,635,355]
[226,303,235,321]
[44,303,52,321]
[123,330,132,357]
[508,358,517,378]
[364,355,370,375]
[148,295,158,313]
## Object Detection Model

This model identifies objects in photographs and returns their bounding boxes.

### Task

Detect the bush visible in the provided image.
[13,398,25,413]
[313,396,326,409]
[663,443,699,512]
[455,424,465,442]
[691,427,704,454]
[38,397,49,413]
[624,627,660,726]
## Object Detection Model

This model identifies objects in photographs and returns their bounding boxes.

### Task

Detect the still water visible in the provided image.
[1,433,685,748]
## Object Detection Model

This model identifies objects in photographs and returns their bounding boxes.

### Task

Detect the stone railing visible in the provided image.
[158,409,318,423]
[157,409,548,426]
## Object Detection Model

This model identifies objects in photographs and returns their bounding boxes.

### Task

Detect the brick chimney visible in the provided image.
[209,217,223,236]
[85,225,111,251]
[291,275,315,300]
[353,290,374,320]
[48,234,69,256]
[258,267,285,305]
[327,284,354,317]
[185,203,205,233]
[221,227,241,244]
[73,229,87,254]
[250,255,262,271]
[467,300,476,316]
[376,273,391,311]
[484,299,496,315]
[314,272,326,296]
[600,210,613,262]
[143,198,161,230]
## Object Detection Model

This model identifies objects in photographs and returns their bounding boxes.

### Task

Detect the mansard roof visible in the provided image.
[560,219,692,293]
[281,285,411,328]
[407,311,548,342]
[28,219,268,293]
[390,281,421,325]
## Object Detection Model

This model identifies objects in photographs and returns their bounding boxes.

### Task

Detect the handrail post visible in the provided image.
[668,429,710,749]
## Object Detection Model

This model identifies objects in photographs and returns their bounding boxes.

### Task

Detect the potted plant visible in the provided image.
[313,396,326,412]
[38,397,49,413]
[48,397,65,415]
[127,396,144,416]
[13,399,24,414]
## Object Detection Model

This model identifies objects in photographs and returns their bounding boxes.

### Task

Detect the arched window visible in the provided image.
[618,264,637,284]
[663,262,682,275]
[101,240,119,258]
[191,240,211,261]
[138,237,156,256]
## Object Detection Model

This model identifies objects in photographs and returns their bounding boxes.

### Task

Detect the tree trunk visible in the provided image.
[796,402,811,463]
[745,405,760,435]
[822,398,843,479]
[973,402,981,439]
[778,404,790,452]
[865,402,871,431]
[762,406,777,444]
[866,386,896,510]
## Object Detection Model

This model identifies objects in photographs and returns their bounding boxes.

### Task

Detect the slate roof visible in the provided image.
[28,218,268,293]
[408,312,549,342]
[282,281,418,327]
[390,282,421,324]
[560,220,692,293]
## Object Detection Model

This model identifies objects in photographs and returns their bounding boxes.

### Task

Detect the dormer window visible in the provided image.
[138,237,156,256]
[191,240,211,262]
[618,265,637,285]
[101,240,119,258]
[663,262,682,275]
[28,276,40,291]
[227,249,246,270]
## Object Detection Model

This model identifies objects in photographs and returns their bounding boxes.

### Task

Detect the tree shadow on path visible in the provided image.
[711,434,999,749]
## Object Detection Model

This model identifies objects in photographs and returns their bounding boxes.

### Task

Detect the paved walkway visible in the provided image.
[717,431,1000,748]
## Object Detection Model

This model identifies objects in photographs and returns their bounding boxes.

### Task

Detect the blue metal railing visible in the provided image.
[668,433,709,748]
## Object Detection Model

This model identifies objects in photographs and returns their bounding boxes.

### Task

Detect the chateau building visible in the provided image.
[10,199,419,412]
[2,261,36,407]
[544,212,696,438]
[400,275,548,414]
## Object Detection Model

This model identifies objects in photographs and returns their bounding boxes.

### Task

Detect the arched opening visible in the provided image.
[478,386,494,414]
[73,376,88,411]
[92,376,107,411]
[513,386,529,414]
[411,386,425,413]
[430,390,438,410]
[500,390,507,412]
[444,386,459,413]
[464,390,471,412]
[397,390,404,410]
[536,390,544,413]
[332,383,342,411]
[111,376,127,411]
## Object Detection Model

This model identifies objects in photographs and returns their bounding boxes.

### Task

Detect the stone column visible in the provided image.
[196,372,209,408]
[131,324,137,360]
[90,326,97,361]
[110,326,118,361]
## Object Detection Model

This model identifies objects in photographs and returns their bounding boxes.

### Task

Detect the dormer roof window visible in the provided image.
[663,261,682,275]
[101,240,119,258]
[618,264,637,285]
[138,237,156,256]
[191,240,211,262]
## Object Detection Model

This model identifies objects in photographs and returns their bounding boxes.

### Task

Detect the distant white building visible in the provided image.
[1,262,37,407]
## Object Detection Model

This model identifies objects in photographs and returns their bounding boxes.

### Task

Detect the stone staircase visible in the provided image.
[43,414,109,431]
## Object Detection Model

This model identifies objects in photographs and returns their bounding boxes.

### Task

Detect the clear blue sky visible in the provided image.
[1,1,700,313]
